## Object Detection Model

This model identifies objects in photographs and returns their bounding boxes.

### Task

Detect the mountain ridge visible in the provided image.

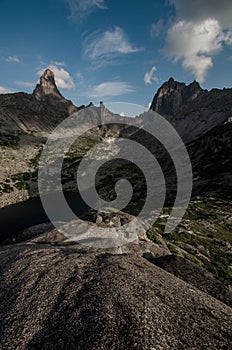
[0,71,232,349]
[150,77,205,116]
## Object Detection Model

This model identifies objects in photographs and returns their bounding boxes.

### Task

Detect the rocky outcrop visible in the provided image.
[146,254,232,307]
[33,69,64,100]
[149,79,232,196]
[0,69,80,136]
[149,78,232,146]
[150,78,204,116]
[0,243,232,350]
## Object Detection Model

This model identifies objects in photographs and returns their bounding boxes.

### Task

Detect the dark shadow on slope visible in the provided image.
[143,253,232,307]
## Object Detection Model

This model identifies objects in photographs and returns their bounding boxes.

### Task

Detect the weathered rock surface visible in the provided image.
[33,69,65,100]
[0,243,232,350]
[150,77,204,116]
[145,254,232,307]
[150,78,232,144]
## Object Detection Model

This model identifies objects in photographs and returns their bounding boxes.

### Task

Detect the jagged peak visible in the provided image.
[33,69,64,100]
[150,78,204,115]
[162,78,202,90]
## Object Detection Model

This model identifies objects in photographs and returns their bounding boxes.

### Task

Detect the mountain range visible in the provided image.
[0,69,231,349]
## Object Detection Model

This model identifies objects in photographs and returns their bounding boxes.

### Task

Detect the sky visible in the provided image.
[0,0,232,108]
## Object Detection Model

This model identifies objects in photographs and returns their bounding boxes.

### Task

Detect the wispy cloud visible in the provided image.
[86,81,135,98]
[0,86,12,94]
[66,0,107,19]
[37,65,75,89]
[150,20,164,37]
[14,81,36,88]
[6,56,20,63]
[144,66,160,85]
[83,27,141,68]
[163,0,232,82]
[52,61,66,67]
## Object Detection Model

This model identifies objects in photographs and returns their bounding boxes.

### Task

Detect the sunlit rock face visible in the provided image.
[33,69,64,100]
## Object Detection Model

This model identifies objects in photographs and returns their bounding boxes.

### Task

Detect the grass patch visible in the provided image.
[147,229,162,246]
[205,248,232,285]
[29,147,43,168]
[183,253,201,266]
[0,183,14,194]
[164,231,191,243]
[0,172,32,192]
[167,243,179,255]
[0,135,20,148]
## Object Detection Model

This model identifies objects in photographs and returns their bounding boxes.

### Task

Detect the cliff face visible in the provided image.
[150,78,232,145]
[150,78,204,116]
[33,69,65,100]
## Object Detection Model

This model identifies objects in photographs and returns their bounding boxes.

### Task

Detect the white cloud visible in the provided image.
[165,19,225,58]
[182,55,213,83]
[86,81,135,98]
[6,56,20,63]
[37,65,75,89]
[52,61,66,66]
[144,66,159,85]
[163,0,232,82]
[164,19,225,82]
[0,86,12,94]
[15,81,35,88]
[66,0,107,19]
[84,27,141,67]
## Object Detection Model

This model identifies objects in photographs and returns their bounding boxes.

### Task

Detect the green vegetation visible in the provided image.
[164,231,191,243]
[147,229,162,246]
[0,135,20,148]
[203,248,232,286]
[0,183,14,194]
[29,147,43,168]
[183,253,201,266]
[66,135,101,158]
[148,198,232,286]
[0,172,31,194]
[167,243,179,255]
[11,172,30,190]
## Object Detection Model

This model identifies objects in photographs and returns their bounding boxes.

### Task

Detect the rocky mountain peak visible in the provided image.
[150,78,204,116]
[33,69,64,100]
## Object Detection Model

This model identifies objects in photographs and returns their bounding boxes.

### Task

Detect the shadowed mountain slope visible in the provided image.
[0,69,80,135]
[0,74,232,349]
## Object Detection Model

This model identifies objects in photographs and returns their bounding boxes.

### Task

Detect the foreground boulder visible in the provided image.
[0,243,231,350]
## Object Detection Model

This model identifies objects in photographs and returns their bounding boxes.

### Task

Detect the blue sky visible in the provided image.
[0,0,232,108]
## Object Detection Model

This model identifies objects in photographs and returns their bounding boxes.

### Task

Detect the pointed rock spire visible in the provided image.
[33,69,64,100]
